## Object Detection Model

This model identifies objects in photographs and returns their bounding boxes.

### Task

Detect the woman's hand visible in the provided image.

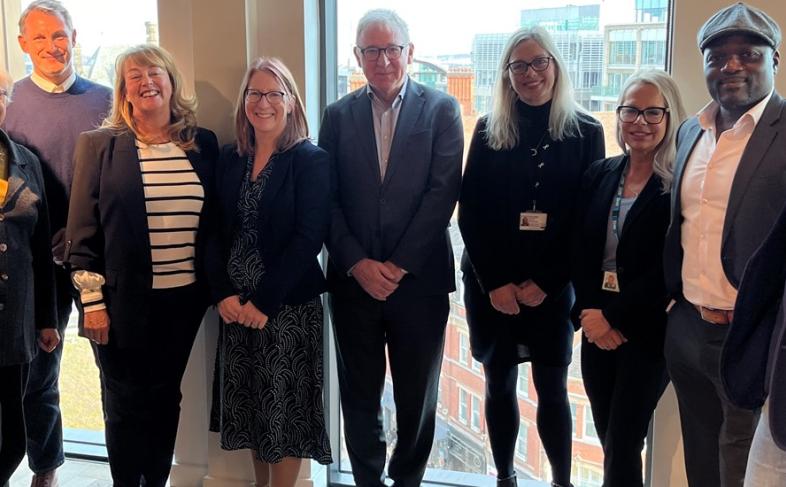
[218,295,243,323]
[516,280,547,307]
[579,308,612,342]
[236,301,269,330]
[593,328,628,351]
[84,309,110,345]
[489,284,521,315]
[38,329,61,353]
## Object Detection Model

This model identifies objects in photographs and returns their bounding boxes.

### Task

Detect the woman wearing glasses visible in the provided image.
[572,70,685,487]
[207,57,332,487]
[459,27,604,487]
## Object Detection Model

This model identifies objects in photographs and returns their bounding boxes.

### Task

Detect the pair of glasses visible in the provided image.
[357,45,405,62]
[506,56,553,75]
[245,89,286,105]
[617,106,669,124]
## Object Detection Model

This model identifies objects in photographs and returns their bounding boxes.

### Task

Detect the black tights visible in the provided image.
[0,363,29,485]
[484,361,571,485]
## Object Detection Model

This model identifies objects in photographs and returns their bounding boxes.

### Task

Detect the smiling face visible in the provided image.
[703,34,779,115]
[508,38,555,106]
[619,82,668,156]
[18,9,76,85]
[123,59,172,122]
[244,70,291,143]
[355,21,413,104]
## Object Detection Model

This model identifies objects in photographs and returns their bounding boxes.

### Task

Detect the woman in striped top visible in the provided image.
[65,45,218,487]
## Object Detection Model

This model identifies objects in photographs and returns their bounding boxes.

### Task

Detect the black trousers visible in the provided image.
[581,335,668,487]
[0,362,29,485]
[96,284,205,487]
[664,298,759,487]
[330,291,448,487]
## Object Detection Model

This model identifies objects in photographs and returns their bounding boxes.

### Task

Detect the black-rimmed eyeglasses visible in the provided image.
[616,106,670,124]
[245,89,286,105]
[357,45,405,62]
[506,56,553,75]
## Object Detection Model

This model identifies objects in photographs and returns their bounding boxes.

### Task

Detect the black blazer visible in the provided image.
[205,140,330,318]
[65,127,219,347]
[459,112,605,298]
[319,79,463,298]
[664,93,786,298]
[721,200,786,449]
[572,155,670,356]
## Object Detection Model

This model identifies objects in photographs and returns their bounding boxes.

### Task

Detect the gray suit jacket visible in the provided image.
[664,93,786,297]
[0,129,56,366]
[319,79,463,297]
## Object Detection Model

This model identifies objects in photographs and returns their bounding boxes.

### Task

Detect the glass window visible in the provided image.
[470,394,482,432]
[330,0,670,483]
[516,422,529,461]
[584,405,599,441]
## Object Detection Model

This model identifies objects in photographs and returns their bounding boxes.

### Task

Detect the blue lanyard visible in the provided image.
[611,166,627,239]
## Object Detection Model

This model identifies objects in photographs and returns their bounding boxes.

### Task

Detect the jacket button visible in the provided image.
[0,243,6,252]
[0,273,7,281]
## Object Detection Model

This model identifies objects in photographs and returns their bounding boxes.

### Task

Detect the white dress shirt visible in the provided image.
[30,70,76,93]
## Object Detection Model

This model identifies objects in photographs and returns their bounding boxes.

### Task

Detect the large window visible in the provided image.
[329,0,670,485]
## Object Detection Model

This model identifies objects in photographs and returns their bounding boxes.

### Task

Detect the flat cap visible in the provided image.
[697,2,781,50]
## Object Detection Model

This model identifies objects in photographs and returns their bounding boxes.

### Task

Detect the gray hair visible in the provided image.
[356,9,410,45]
[19,0,73,34]
[615,70,687,192]
[486,26,586,150]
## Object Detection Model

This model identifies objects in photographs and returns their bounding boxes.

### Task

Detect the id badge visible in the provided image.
[601,271,620,293]
[519,211,547,231]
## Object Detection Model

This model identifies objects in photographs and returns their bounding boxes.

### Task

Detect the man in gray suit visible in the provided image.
[662,3,784,486]
[319,9,463,487]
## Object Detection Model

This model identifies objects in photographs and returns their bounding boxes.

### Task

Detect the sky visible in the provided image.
[337,0,642,64]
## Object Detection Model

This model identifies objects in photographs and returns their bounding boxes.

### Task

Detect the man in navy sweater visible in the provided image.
[2,1,111,485]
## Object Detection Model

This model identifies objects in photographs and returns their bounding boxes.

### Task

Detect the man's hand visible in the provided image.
[236,301,269,329]
[383,261,406,284]
[579,308,612,342]
[351,258,399,300]
[51,228,66,265]
[84,309,110,345]
[593,328,628,351]
[218,295,243,323]
[516,280,547,307]
[38,328,61,353]
[489,284,521,315]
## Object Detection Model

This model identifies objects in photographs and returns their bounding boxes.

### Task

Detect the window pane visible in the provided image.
[332,0,669,484]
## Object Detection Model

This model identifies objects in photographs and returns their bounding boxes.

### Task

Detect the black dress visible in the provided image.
[210,157,332,464]
[459,101,605,367]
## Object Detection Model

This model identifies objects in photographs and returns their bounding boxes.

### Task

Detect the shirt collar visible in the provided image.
[366,76,408,108]
[696,89,774,132]
[30,71,77,93]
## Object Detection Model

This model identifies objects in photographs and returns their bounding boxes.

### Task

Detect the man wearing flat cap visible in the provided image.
[663,2,785,486]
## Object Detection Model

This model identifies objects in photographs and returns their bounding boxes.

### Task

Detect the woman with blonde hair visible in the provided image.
[207,57,332,487]
[65,44,218,486]
[459,26,604,487]
[572,70,686,487]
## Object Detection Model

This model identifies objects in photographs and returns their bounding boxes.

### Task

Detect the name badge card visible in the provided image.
[602,271,620,293]
[519,211,547,231]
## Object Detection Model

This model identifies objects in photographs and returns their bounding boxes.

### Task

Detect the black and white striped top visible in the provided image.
[138,141,204,289]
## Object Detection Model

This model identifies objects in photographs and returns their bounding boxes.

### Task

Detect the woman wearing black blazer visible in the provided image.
[65,45,218,486]
[458,27,604,487]
[572,70,686,487]
[207,57,331,487]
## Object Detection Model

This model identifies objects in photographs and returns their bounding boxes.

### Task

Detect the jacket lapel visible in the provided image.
[259,148,293,229]
[383,80,425,187]
[621,171,661,240]
[350,90,381,183]
[723,94,784,247]
[113,133,151,254]
[671,118,703,218]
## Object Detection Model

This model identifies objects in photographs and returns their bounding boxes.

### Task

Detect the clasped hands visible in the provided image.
[489,280,546,315]
[218,295,268,329]
[579,308,627,351]
[352,258,406,301]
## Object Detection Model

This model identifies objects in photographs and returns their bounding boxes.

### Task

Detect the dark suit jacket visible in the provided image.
[664,93,786,297]
[65,127,219,347]
[319,79,463,298]
[572,155,670,357]
[0,129,56,366]
[721,201,786,449]
[204,140,330,318]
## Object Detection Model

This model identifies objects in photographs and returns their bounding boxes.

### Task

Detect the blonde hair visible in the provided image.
[487,26,587,150]
[234,57,309,156]
[615,70,687,192]
[102,44,198,151]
